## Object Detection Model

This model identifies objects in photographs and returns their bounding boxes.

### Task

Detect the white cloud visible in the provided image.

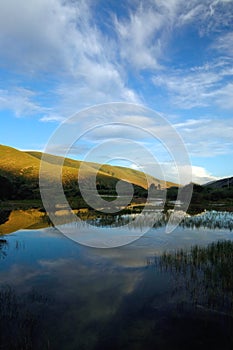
[144,161,218,185]
[212,31,233,57]
[213,83,233,109]
[0,87,43,117]
[52,66,140,116]
[0,0,74,72]
[152,61,233,109]
[175,117,233,138]
[191,165,219,184]
[113,0,233,72]
[0,0,104,74]
[0,0,232,117]
[175,0,233,34]
[114,5,163,70]
[174,117,233,157]
[40,114,64,122]
[158,162,219,185]
[0,0,140,116]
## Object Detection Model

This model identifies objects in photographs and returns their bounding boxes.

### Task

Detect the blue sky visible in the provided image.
[0,0,233,184]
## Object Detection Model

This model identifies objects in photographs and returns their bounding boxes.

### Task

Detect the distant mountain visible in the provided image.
[204,177,233,189]
[0,144,177,202]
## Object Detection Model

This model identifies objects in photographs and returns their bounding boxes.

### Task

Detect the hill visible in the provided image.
[0,144,177,205]
[166,179,233,213]
[204,177,233,189]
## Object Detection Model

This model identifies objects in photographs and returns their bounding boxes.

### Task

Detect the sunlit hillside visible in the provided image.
[0,144,178,202]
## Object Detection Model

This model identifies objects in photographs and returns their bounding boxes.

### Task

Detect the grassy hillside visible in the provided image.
[26,150,175,189]
[0,144,177,204]
[0,145,40,180]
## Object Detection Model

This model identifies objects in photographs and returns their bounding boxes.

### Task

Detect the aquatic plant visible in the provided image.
[155,240,233,316]
[86,210,233,231]
[0,238,8,259]
[180,210,233,230]
[0,285,52,349]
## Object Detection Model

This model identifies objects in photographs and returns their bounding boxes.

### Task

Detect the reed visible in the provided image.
[155,240,233,315]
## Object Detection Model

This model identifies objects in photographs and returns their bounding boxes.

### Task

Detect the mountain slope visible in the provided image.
[0,144,177,201]
[204,177,233,189]
[26,150,174,189]
[0,145,41,180]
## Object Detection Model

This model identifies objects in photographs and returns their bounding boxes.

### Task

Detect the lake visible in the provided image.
[0,208,233,349]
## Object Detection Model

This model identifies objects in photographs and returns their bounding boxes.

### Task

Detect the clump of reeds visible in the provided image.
[155,240,233,315]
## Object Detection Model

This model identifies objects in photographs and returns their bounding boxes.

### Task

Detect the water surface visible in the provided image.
[1,209,233,349]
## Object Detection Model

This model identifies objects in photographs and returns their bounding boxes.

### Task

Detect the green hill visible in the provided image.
[0,144,177,204]
[26,150,174,189]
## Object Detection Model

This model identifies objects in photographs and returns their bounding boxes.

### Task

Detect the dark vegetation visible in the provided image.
[1,175,232,211]
[0,239,52,349]
[167,182,233,203]
[0,285,51,349]
[0,238,8,259]
[205,177,233,189]
[167,182,233,212]
[0,209,11,225]
[155,240,233,316]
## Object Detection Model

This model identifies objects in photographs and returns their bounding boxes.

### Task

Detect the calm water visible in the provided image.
[1,209,233,349]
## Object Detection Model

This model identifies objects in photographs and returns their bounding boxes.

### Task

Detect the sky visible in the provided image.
[0,0,233,185]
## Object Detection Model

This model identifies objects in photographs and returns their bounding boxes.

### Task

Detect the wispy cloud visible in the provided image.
[0,0,96,74]
[212,31,233,57]
[174,116,233,157]
[114,4,164,70]
[0,0,140,117]
[40,114,65,123]
[113,0,233,71]
[0,87,43,117]
[0,0,232,117]
[152,61,233,109]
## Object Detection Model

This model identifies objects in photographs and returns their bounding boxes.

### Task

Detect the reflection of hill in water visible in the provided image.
[1,209,233,235]
[0,209,50,234]
[0,210,11,225]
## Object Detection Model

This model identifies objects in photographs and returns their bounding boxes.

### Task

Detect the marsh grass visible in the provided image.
[0,238,8,259]
[0,285,52,349]
[155,240,233,316]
